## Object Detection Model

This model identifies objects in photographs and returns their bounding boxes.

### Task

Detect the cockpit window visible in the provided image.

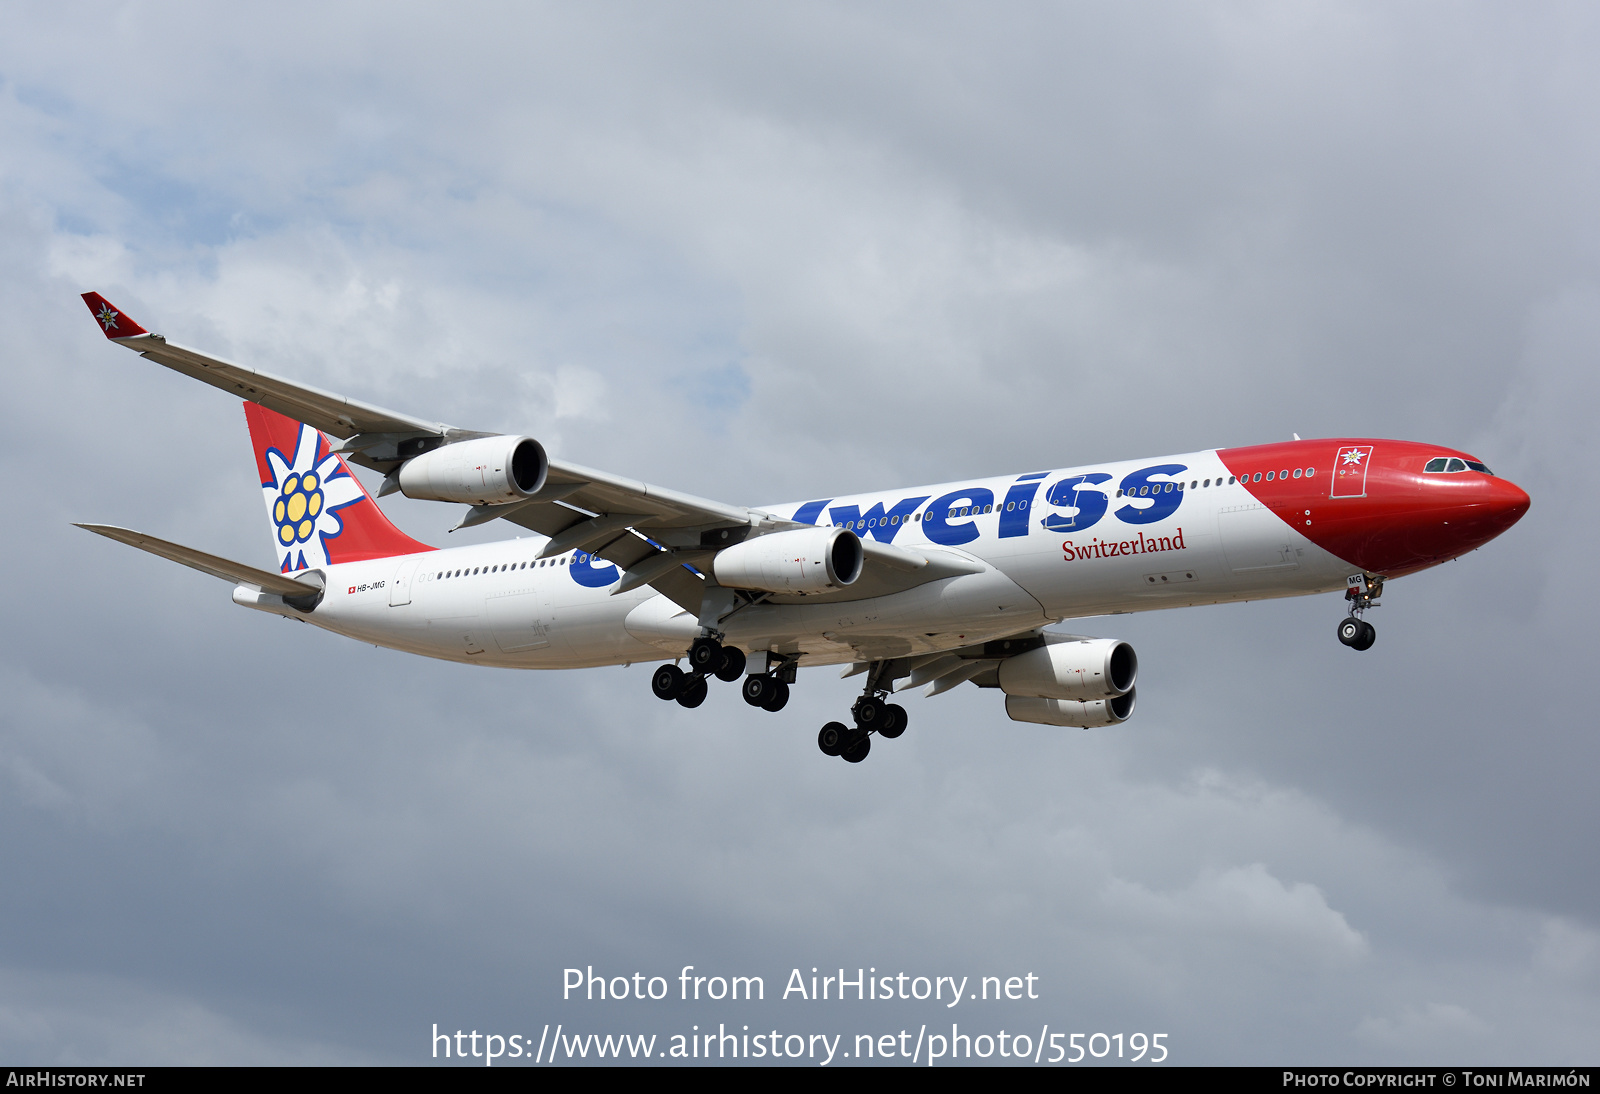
[1424,456,1495,475]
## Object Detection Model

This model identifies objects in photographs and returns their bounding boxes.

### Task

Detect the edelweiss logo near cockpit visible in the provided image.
[260,422,366,571]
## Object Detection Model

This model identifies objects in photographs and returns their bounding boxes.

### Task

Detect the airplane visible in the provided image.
[75,291,1531,763]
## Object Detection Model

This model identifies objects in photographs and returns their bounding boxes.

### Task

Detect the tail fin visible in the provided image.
[244,403,433,572]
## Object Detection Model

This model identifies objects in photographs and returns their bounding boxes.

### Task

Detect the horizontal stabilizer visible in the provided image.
[74,523,318,598]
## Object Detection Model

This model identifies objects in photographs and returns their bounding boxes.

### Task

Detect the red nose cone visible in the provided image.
[1484,475,1532,531]
[1418,472,1531,568]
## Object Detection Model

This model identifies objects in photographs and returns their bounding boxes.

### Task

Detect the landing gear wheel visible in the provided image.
[1352,620,1376,651]
[761,680,790,712]
[689,636,723,672]
[877,704,908,739]
[852,696,888,730]
[1337,618,1362,647]
[817,721,846,756]
[651,664,686,700]
[742,675,775,707]
[840,734,871,763]
[714,646,747,683]
[677,676,708,708]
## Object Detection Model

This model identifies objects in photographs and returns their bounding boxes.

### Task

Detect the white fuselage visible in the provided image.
[239,448,1349,670]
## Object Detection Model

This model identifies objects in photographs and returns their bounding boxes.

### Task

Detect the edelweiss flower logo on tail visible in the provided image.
[261,423,366,571]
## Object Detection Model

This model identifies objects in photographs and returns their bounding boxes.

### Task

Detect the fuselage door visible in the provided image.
[488,587,554,652]
[1330,445,1375,499]
[389,556,422,606]
[1219,504,1299,573]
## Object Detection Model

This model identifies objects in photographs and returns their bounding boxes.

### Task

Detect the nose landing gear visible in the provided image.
[1336,616,1375,650]
[1337,573,1384,651]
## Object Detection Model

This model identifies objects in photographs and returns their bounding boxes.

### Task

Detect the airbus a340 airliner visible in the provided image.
[76,292,1530,763]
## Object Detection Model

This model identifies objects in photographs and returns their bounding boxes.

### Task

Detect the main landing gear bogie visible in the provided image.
[818,721,872,763]
[741,673,791,712]
[653,642,911,764]
[653,635,749,709]
[814,663,910,764]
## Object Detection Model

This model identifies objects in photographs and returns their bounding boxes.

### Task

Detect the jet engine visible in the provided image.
[712,526,863,594]
[1005,690,1136,728]
[996,637,1137,701]
[396,435,548,505]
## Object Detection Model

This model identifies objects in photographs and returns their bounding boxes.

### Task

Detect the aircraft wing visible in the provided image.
[75,523,322,598]
[80,292,473,470]
[80,292,966,613]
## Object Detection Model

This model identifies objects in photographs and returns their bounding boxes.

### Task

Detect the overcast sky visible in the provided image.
[1,2,1597,1066]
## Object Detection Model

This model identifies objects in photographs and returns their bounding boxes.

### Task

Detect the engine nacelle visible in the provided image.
[996,637,1137,701]
[397,435,548,505]
[1005,689,1136,728]
[712,526,863,594]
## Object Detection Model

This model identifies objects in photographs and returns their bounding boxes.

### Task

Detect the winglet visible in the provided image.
[80,292,149,339]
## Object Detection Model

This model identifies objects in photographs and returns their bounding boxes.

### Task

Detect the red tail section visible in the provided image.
[243,403,432,572]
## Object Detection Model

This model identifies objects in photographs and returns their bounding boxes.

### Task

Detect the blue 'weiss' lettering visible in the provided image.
[790,464,1193,550]
[828,496,928,543]
[570,551,619,587]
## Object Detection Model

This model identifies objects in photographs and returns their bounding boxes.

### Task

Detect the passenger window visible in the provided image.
[1266,471,1275,481]
[1252,473,1261,482]
[1293,468,1302,478]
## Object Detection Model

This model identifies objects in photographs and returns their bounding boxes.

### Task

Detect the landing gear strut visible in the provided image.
[818,661,908,763]
[1337,573,1384,652]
